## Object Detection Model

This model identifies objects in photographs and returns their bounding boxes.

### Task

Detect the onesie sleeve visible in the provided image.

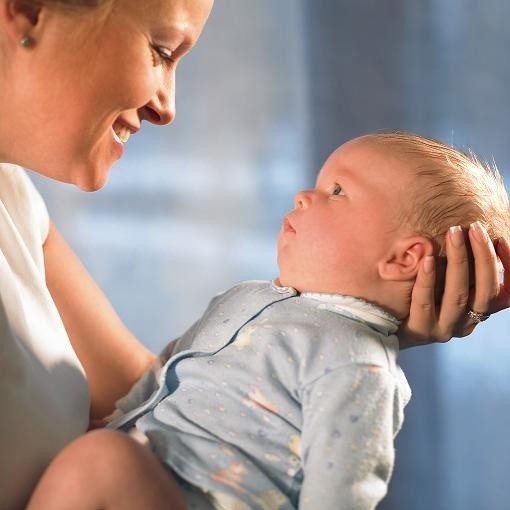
[299,363,400,510]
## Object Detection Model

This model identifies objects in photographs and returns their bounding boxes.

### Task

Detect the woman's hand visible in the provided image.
[399,223,510,348]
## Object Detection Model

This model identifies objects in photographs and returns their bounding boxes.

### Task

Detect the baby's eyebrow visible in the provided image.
[317,173,344,186]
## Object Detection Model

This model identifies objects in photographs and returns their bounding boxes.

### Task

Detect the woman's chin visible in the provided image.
[72,162,111,192]
[76,176,109,192]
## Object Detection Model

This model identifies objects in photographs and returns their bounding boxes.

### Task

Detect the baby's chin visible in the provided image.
[275,276,300,291]
[276,276,324,294]
[273,277,288,288]
[277,271,348,294]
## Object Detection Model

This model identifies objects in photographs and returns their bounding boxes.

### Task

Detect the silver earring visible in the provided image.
[20,36,34,48]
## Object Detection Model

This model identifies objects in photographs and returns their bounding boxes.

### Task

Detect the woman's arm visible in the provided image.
[400,223,510,348]
[43,221,155,419]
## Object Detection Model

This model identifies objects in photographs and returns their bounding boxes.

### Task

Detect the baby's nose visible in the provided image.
[294,190,313,209]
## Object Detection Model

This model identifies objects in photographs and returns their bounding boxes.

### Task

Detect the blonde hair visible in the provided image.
[12,0,115,18]
[366,131,510,256]
[21,0,108,7]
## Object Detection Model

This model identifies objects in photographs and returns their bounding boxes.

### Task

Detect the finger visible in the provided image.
[492,237,510,312]
[405,254,437,341]
[497,237,510,291]
[468,221,499,313]
[437,226,470,332]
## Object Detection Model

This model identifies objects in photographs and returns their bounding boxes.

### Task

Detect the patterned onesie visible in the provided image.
[109,280,411,510]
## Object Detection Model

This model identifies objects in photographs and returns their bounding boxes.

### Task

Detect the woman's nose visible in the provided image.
[138,71,176,126]
[294,190,313,209]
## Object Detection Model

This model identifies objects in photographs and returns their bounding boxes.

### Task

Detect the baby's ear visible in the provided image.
[378,236,434,281]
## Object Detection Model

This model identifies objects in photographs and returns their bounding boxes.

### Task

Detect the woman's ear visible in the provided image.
[1,0,42,42]
[378,236,434,282]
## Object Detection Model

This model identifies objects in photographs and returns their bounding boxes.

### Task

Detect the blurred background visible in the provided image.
[32,1,510,509]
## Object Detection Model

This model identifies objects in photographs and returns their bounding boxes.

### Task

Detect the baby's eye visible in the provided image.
[331,184,345,196]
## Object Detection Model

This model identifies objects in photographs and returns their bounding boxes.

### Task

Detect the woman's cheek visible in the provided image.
[127,71,156,107]
[116,52,159,107]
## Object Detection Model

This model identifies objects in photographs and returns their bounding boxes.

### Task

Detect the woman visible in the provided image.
[0,0,508,508]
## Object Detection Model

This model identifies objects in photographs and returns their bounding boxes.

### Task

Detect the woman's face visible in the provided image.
[6,0,213,190]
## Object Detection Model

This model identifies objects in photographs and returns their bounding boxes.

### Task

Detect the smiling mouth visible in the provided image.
[112,120,134,144]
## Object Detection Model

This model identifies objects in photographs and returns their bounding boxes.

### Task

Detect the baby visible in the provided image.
[27,132,510,510]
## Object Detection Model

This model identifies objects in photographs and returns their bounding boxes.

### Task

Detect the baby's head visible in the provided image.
[369,132,509,256]
[277,131,510,318]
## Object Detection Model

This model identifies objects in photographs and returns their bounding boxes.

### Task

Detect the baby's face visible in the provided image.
[277,136,413,296]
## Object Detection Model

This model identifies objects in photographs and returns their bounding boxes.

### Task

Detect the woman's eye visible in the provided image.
[331,184,345,196]
[152,45,174,65]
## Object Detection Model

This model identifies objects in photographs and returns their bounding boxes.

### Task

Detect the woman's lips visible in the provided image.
[110,127,125,159]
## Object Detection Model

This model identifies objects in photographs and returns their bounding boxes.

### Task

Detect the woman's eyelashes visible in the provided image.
[151,45,175,66]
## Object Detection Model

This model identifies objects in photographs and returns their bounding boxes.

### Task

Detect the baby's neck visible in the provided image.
[357,280,413,320]
[278,279,412,321]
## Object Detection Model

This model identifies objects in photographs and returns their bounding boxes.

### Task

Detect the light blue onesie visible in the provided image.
[109,280,411,510]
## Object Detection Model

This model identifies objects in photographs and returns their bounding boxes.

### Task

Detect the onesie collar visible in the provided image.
[270,280,400,335]
[301,291,400,335]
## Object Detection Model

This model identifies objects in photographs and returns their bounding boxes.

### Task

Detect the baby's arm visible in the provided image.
[90,345,175,429]
[300,364,403,510]
[106,337,179,422]
[107,313,207,423]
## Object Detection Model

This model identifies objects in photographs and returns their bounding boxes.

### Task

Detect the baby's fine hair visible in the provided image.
[366,131,510,256]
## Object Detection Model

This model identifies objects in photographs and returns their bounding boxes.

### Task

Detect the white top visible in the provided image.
[0,163,89,509]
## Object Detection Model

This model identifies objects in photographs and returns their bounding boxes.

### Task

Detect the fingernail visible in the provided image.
[423,255,434,274]
[449,225,464,247]
[497,237,510,254]
[470,221,489,243]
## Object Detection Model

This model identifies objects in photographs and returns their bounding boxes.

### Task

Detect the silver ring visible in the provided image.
[467,309,490,324]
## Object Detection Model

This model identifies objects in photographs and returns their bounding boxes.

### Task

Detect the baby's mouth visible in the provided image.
[283,217,296,233]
